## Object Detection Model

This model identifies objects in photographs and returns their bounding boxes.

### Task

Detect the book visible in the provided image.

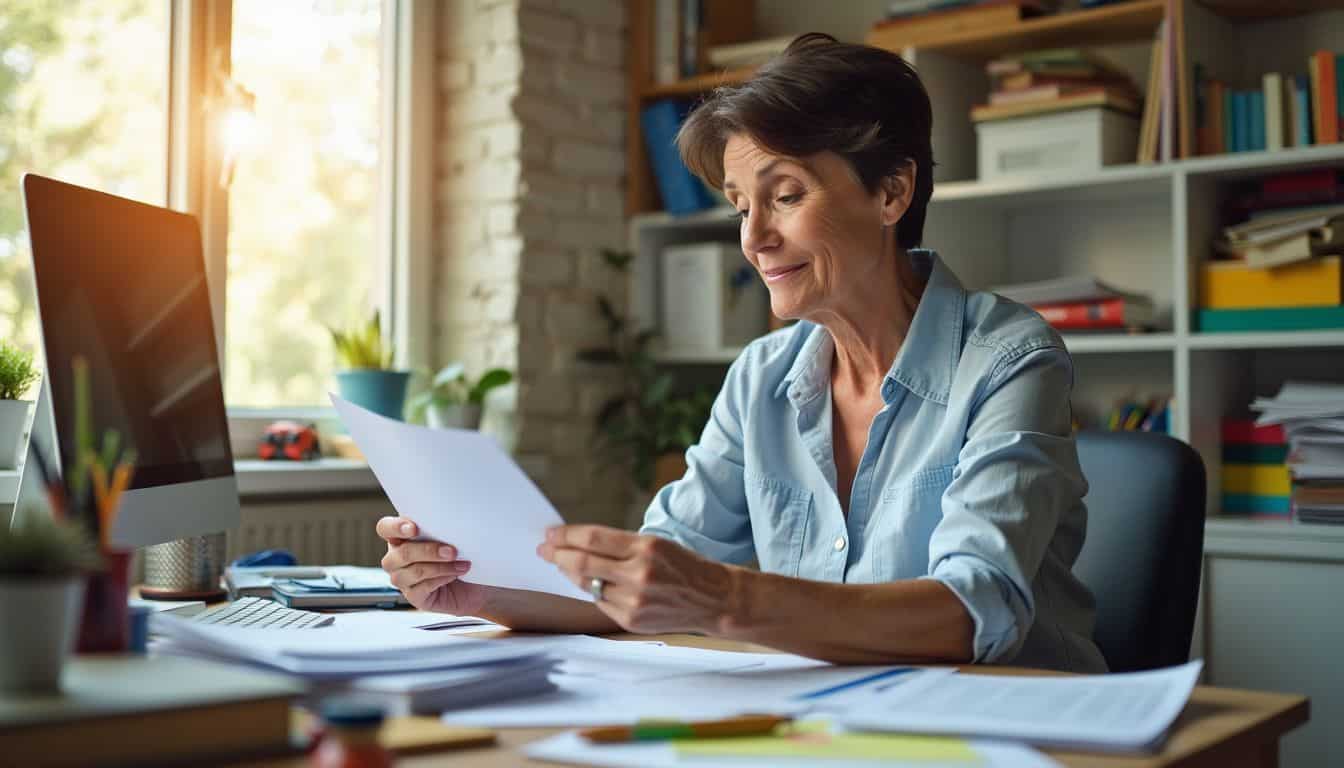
[1294,74,1314,147]
[1264,73,1285,151]
[1223,418,1286,446]
[1222,493,1292,516]
[989,83,1135,106]
[348,655,560,716]
[991,274,1147,306]
[1198,305,1344,333]
[970,88,1139,122]
[1223,463,1292,496]
[1311,50,1338,144]
[706,36,792,69]
[1249,90,1266,151]
[1200,255,1343,309]
[1223,443,1289,464]
[999,70,1133,92]
[640,100,717,215]
[1032,297,1153,330]
[653,0,680,84]
[1137,27,1164,163]
[0,655,301,766]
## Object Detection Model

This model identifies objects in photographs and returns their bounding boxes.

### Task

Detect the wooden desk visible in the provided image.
[265,633,1308,768]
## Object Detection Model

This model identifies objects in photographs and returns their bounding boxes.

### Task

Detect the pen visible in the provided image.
[578,715,791,743]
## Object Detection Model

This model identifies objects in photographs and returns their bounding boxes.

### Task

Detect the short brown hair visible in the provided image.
[677,33,935,249]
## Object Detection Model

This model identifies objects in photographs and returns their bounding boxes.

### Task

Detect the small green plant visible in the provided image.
[329,311,394,370]
[0,342,40,400]
[407,363,513,416]
[580,250,715,490]
[0,510,102,577]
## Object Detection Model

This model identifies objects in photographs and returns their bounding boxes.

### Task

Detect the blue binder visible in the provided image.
[641,99,717,215]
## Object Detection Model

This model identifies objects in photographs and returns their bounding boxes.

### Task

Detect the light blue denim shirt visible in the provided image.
[641,250,1107,673]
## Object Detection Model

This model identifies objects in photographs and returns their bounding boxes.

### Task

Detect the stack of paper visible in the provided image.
[349,655,559,716]
[1253,381,1344,523]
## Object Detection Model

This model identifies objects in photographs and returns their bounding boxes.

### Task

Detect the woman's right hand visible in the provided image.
[377,517,488,616]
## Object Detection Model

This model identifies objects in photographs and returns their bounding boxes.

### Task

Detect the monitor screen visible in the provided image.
[21,174,234,492]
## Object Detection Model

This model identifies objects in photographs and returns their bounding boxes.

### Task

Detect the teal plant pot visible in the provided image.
[335,370,412,421]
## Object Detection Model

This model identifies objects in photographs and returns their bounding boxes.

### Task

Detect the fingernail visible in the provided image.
[453,561,471,573]
[400,522,414,536]
[546,527,560,542]
[438,545,455,559]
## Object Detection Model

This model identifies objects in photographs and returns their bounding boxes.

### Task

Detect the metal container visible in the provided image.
[142,532,226,595]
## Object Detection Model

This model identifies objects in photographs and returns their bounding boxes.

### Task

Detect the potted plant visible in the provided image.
[0,510,100,692]
[581,251,714,492]
[407,363,513,430]
[0,341,41,469]
[329,311,412,420]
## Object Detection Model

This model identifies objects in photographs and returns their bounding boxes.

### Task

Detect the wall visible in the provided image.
[436,0,632,527]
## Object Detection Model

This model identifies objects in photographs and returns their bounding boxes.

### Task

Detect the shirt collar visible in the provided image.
[776,249,964,407]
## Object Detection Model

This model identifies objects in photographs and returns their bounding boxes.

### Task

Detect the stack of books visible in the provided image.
[990,275,1155,333]
[1220,418,1290,518]
[1105,397,1170,434]
[972,48,1140,123]
[1251,381,1344,524]
[1194,50,1342,156]
[1199,170,1344,332]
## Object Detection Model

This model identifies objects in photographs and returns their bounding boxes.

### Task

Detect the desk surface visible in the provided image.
[259,633,1308,768]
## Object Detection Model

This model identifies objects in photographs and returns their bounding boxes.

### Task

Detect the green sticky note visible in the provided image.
[674,720,980,762]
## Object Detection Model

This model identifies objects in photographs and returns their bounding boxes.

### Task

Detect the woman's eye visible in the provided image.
[777,194,801,205]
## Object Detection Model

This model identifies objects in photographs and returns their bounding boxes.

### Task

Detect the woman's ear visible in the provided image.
[879,161,916,228]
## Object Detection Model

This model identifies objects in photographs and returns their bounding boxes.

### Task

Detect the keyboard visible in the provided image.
[190,596,334,629]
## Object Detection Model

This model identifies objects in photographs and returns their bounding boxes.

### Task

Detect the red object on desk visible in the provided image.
[77,549,131,653]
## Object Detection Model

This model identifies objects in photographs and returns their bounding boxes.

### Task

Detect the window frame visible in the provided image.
[164,0,434,448]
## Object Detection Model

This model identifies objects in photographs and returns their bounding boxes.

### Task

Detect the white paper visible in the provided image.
[525,730,1062,768]
[331,394,591,602]
[838,660,1203,752]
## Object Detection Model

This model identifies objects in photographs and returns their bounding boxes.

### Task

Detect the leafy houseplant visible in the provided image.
[408,363,513,430]
[0,341,41,469]
[581,251,715,491]
[329,311,412,420]
[0,511,101,692]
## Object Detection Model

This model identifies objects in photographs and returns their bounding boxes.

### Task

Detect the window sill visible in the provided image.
[0,459,381,506]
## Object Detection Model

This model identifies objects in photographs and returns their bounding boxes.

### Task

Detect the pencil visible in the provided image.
[579,715,791,743]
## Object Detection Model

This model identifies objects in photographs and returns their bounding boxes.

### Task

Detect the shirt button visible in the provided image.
[834,536,847,551]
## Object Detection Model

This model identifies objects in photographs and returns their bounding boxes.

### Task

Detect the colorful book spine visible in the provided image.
[1222,418,1291,518]
[1197,306,1344,333]
[1200,255,1343,309]
[1312,50,1338,144]
[1249,89,1266,151]
[1032,298,1131,329]
[640,100,717,216]
[1296,75,1314,147]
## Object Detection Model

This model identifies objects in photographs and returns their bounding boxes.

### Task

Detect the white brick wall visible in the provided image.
[437,0,630,526]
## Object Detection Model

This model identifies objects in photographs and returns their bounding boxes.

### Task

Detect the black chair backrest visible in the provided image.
[1072,430,1207,673]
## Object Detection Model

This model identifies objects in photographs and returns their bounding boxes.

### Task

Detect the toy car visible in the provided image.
[258,421,321,461]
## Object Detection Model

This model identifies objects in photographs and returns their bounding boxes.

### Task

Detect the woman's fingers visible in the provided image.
[546,547,624,592]
[388,560,472,590]
[544,524,640,558]
[403,572,462,608]
[381,540,458,571]
[375,516,419,543]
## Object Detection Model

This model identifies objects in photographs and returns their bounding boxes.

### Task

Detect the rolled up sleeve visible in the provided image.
[639,352,756,565]
[926,345,1088,663]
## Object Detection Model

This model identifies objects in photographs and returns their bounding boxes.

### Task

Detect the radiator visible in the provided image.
[228,496,394,567]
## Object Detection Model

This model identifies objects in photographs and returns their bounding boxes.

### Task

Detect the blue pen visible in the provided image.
[794,667,915,700]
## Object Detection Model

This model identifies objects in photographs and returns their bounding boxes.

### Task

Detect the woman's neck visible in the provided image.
[819,248,925,397]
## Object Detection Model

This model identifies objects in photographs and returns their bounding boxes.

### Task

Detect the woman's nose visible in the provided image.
[741,210,779,256]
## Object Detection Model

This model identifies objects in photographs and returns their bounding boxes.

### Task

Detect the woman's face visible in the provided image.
[722,133,902,322]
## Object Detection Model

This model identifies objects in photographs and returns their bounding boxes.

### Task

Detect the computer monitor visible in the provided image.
[15,174,239,547]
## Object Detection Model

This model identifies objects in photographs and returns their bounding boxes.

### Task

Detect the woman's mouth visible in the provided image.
[762,263,807,283]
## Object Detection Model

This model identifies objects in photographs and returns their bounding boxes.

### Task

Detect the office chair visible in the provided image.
[1072,430,1207,673]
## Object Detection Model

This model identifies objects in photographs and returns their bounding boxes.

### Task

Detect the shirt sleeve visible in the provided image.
[638,351,756,565]
[924,345,1088,663]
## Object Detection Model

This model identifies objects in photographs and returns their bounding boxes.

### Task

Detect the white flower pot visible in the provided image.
[0,575,84,693]
[0,399,32,470]
[426,403,483,430]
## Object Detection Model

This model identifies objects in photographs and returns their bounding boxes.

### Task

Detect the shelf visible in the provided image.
[1063,333,1176,353]
[642,67,754,100]
[868,0,1165,62]
[1187,330,1344,350]
[1205,516,1344,562]
[932,164,1171,209]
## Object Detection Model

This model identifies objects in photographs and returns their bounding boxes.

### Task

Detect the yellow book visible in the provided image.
[1201,256,1343,309]
[1222,463,1292,496]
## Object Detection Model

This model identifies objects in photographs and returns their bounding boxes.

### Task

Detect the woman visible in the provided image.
[378,33,1107,673]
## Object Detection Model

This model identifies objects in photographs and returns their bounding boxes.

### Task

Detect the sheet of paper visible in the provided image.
[676,720,977,761]
[524,729,1061,768]
[838,661,1204,752]
[331,394,591,602]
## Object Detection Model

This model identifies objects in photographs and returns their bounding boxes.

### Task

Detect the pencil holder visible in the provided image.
[76,550,131,653]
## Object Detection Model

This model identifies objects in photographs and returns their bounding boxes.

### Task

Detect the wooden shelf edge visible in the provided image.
[641,66,756,100]
[866,0,1166,61]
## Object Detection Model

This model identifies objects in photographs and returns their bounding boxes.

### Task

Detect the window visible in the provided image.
[0,0,169,372]
[225,0,386,407]
[1,0,426,412]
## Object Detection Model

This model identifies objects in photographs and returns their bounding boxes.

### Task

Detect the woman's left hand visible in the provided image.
[538,525,735,635]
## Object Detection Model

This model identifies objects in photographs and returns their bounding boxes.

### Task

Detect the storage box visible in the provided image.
[661,243,769,350]
[976,107,1139,181]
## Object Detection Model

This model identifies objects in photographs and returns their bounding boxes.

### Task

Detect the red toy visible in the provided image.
[259,421,322,461]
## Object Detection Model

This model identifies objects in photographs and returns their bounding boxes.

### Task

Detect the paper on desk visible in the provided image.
[525,729,1061,768]
[331,394,591,602]
[838,660,1204,753]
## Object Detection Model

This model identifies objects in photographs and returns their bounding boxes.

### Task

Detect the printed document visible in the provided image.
[332,394,591,601]
[838,660,1203,752]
